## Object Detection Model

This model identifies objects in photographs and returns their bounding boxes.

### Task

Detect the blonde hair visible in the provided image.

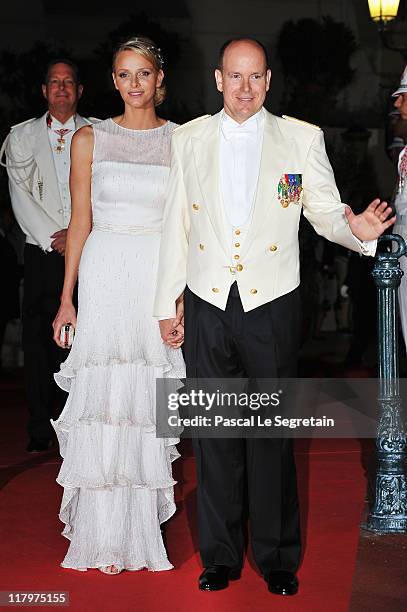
[112,36,166,106]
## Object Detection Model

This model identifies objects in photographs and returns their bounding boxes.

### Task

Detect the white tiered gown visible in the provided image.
[52,118,185,572]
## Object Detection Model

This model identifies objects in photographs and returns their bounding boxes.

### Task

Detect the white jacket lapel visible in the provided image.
[242,112,294,257]
[191,112,229,256]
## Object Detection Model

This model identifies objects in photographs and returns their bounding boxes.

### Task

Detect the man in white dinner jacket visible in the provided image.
[154,38,395,595]
[1,59,97,453]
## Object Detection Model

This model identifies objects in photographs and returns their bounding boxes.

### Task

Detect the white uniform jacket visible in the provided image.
[154,109,374,318]
[1,113,96,251]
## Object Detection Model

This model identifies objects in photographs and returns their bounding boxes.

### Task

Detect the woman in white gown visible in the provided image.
[52,37,185,574]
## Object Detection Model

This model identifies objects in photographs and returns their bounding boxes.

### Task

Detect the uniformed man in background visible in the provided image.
[392,66,407,352]
[1,59,96,452]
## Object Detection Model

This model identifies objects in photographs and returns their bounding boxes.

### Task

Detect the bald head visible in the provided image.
[218,38,269,72]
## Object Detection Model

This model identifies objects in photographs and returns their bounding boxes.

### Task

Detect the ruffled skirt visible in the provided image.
[53,229,185,571]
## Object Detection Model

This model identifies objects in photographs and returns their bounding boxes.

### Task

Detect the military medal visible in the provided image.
[54,128,71,153]
[46,112,72,153]
[278,173,303,208]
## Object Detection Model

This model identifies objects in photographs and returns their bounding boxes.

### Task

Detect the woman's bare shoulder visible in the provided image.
[72,124,94,143]
[71,125,94,159]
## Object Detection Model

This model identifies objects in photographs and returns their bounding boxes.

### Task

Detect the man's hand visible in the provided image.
[50,229,67,255]
[158,295,185,348]
[345,199,396,241]
[175,294,184,327]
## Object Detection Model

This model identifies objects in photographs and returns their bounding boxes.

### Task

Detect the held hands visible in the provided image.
[159,295,184,349]
[50,229,68,255]
[345,199,396,241]
[52,299,77,348]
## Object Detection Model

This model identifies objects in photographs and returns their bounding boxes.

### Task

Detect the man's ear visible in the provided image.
[214,69,223,93]
[266,68,272,92]
[41,84,47,100]
[77,84,84,99]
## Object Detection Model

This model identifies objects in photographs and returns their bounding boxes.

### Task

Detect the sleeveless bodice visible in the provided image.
[91,118,176,232]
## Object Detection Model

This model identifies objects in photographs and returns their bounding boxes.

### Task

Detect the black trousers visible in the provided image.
[183,284,302,575]
[22,244,67,440]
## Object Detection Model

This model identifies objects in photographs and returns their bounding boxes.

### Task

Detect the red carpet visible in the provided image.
[0,373,367,611]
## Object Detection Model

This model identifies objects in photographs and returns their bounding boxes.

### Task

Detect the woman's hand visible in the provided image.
[52,300,77,348]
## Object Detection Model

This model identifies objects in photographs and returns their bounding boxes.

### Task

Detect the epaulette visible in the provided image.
[10,117,36,131]
[282,115,321,131]
[86,117,102,124]
[174,115,211,132]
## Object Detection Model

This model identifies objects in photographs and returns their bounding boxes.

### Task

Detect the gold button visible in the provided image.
[235,229,241,235]
[235,242,240,247]
[250,288,258,294]
[236,264,243,272]
[192,203,200,210]
[269,245,278,252]
[212,287,219,293]
[199,243,205,250]
[281,201,289,208]
[234,254,240,260]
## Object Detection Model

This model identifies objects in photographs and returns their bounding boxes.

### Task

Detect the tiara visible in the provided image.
[132,37,164,68]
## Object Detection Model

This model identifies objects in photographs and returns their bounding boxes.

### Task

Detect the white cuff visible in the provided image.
[353,236,377,257]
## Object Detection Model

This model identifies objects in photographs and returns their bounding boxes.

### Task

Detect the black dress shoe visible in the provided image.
[26,439,53,453]
[265,570,299,596]
[198,565,241,591]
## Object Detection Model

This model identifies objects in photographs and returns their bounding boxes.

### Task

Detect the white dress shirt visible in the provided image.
[219,108,264,227]
[47,114,75,227]
[219,109,265,285]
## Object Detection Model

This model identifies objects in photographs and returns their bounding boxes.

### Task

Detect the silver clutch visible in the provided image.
[60,323,75,348]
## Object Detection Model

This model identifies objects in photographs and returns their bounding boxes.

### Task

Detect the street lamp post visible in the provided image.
[368,0,407,58]
[363,234,407,533]
[365,5,407,534]
[368,0,400,24]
